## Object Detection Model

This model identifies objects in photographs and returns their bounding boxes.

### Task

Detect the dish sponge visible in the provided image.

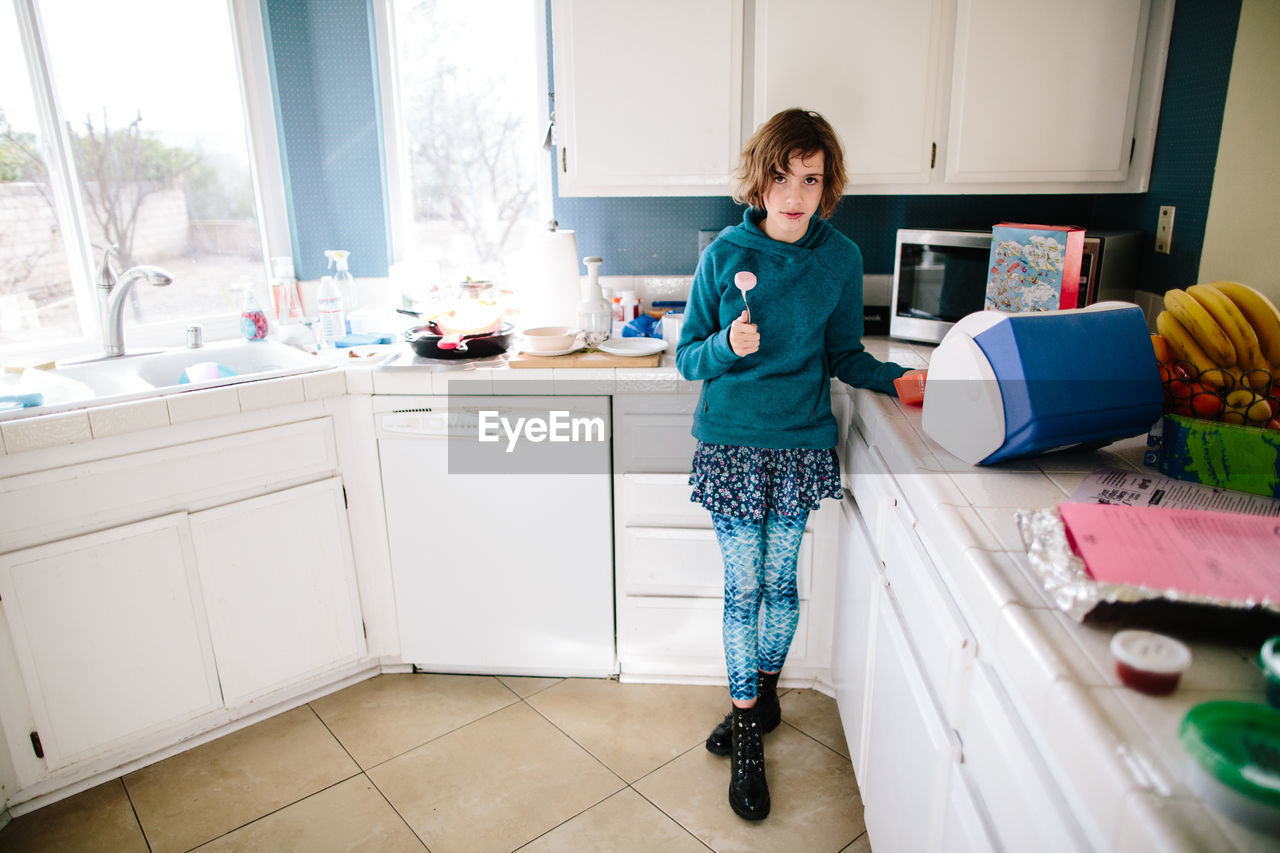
[179,362,238,384]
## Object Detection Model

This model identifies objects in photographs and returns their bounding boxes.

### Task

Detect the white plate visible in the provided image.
[598,337,668,357]
[517,344,582,357]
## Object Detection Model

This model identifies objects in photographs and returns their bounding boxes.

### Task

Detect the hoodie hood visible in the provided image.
[720,208,835,257]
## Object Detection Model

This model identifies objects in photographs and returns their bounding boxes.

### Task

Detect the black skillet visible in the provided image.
[403,321,515,359]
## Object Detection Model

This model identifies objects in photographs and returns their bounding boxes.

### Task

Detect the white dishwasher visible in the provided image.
[374,395,616,677]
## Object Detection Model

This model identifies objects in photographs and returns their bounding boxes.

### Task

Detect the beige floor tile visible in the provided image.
[519,788,708,853]
[781,689,850,760]
[123,705,359,853]
[310,673,518,768]
[841,831,873,852]
[498,674,563,698]
[192,776,424,852]
[369,702,624,853]
[634,723,863,853]
[526,678,729,782]
[0,780,147,853]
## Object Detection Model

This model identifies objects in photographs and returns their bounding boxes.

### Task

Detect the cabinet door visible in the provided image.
[832,494,878,780]
[754,0,944,186]
[190,478,366,710]
[552,0,743,195]
[944,0,1149,183]
[860,580,956,853]
[0,515,221,771]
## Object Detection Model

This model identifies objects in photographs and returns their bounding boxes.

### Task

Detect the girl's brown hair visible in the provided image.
[732,108,847,218]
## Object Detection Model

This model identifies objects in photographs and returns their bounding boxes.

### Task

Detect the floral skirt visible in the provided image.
[688,441,842,521]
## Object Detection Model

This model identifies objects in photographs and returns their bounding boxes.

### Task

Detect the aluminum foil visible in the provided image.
[1015,507,1280,623]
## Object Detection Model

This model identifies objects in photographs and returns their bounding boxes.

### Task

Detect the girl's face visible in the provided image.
[760,150,825,244]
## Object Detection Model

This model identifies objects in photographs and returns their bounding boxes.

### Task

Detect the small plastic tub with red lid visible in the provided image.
[1110,629,1191,695]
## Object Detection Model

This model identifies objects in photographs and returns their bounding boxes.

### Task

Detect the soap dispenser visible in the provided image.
[239,283,269,341]
[576,256,610,348]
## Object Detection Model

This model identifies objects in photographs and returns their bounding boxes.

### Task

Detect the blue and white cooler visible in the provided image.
[921,302,1165,465]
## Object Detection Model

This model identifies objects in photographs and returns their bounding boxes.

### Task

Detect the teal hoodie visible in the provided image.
[676,209,908,449]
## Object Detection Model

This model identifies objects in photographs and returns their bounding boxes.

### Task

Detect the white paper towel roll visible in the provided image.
[504,228,581,330]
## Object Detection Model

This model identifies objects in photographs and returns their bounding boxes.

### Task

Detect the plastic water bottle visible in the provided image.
[316,275,345,348]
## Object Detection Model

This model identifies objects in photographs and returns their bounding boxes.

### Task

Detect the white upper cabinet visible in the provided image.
[551,0,744,196]
[754,0,946,188]
[551,0,1172,196]
[944,0,1151,186]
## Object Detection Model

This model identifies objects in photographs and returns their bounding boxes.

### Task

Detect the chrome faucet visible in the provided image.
[96,246,173,356]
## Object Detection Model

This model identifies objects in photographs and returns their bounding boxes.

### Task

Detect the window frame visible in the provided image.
[2,0,289,360]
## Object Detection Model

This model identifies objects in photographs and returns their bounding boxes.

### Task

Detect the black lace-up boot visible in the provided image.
[705,671,782,755]
[728,704,770,820]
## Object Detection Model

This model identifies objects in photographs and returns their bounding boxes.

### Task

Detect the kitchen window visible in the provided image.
[379,0,550,299]
[0,0,284,356]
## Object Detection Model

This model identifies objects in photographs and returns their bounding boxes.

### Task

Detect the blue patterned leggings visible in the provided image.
[711,511,808,701]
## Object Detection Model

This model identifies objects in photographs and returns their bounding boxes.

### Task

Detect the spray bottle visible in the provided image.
[324,250,356,320]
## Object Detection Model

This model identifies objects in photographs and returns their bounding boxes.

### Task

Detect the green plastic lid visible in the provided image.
[1180,701,1280,808]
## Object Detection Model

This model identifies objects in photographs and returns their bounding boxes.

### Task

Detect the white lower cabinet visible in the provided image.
[940,763,1000,853]
[836,420,1082,851]
[860,579,958,853]
[0,514,222,772]
[0,416,367,797]
[189,478,365,711]
[832,493,877,779]
[612,394,836,683]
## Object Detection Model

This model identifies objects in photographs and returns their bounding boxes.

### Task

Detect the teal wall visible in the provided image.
[262,0,1239,294]
[261,0,391,280]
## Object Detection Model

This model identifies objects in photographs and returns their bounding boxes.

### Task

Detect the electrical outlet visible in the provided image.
[1155,205,1175,254]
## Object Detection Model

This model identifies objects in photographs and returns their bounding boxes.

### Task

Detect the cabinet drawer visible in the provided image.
[844,427,894,552]
[613,396,698,474]
[619,596,810,664]
[618,473,709,527]
[960,661,1090,852]
[881,500,976,716]
[621,526,812,599]
[0,418,338,552]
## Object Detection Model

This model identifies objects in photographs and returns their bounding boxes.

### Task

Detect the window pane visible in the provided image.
[0,10,79,346]
[39,0,263,329]
[394,0,542,289]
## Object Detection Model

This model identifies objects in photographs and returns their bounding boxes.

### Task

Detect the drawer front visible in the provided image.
[880,499,976,716]
[619,596,810,664]
[614,396,698,474]
[844,427,894,553]
[0,418,338,553]
[621,526,812,599]
[618,473,710,527]
[619,473,817,531]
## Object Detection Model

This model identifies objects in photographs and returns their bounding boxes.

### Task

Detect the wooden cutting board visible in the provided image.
[507,349,662,368]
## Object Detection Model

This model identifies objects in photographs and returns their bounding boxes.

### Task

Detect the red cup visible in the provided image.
[894,370,928,405]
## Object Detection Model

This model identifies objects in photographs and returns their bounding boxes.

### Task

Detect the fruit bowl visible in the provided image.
[1151,280,1280,432]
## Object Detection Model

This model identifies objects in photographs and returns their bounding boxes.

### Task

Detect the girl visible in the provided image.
[675,108,915,821]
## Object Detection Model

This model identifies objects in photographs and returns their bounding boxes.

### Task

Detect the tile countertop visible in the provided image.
[846,339,1275,851]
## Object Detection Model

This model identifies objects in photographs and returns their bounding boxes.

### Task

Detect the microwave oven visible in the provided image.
[888,227,1142,344]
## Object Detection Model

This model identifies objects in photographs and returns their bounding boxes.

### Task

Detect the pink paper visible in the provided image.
[1058,502,1280,604]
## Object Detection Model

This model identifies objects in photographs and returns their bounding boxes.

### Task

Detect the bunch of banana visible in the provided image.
[1156,282,1280,393]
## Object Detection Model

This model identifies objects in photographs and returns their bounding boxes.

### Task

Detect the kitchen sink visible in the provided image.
[2,340,328,418]
[56,340,323,390]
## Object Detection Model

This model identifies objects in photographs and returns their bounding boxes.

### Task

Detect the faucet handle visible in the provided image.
[96,245,119,290]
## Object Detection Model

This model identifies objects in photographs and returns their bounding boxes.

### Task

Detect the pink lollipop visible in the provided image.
[734,271,757,322]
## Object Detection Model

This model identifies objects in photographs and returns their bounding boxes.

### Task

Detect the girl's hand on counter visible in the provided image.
[729,311,760,357]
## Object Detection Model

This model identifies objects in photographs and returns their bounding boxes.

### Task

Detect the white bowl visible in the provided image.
[523,326,577,352]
